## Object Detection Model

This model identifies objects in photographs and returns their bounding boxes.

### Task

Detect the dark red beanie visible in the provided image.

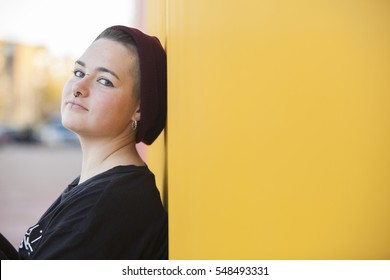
[110,25,167,145]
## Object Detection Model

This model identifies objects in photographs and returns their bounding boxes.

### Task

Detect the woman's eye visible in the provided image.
[73,70,85,78]
[98,78,114,87]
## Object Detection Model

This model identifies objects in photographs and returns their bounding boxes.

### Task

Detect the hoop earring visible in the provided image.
[131,120,138,130]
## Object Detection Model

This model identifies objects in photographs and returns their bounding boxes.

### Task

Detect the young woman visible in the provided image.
[1,26,168,259]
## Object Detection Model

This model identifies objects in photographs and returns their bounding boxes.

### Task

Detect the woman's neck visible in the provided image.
[78,136,144,184]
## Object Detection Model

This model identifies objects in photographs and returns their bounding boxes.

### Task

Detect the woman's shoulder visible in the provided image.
[97,164,157,193]
[77,165,155,192]
[90,165,163,209]
[61,164,163,216]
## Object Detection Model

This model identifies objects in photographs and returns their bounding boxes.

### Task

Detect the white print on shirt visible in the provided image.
[19,224,43,255]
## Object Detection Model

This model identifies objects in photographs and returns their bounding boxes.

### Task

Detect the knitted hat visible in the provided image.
[110,25,167,145]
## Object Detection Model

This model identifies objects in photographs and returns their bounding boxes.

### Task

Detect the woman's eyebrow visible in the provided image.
[75,60,120,81]
[96,66,120,81]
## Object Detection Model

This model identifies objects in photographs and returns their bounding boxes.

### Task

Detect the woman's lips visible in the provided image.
[66,100,89,111]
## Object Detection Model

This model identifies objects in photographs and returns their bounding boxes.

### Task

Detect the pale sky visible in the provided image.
[0,0,140,57]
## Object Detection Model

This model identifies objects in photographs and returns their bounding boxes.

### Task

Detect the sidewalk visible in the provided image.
[0,143,81,249]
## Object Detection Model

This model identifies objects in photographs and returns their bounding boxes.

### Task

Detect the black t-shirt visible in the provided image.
[18,165,168,259]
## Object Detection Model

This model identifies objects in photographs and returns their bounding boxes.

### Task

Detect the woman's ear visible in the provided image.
[133,104,141,121]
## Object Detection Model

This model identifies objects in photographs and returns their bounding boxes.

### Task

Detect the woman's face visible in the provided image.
[61,38,139,140]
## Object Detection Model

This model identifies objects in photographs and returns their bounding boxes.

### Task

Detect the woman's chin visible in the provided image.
[61,118,81,134]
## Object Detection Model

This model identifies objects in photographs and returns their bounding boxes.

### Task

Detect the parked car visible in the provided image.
[0,125,38,144]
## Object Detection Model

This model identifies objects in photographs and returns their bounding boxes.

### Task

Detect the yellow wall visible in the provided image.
[145,0,390,259]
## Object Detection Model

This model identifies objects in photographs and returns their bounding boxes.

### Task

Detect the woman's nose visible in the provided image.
[72,76,90,97]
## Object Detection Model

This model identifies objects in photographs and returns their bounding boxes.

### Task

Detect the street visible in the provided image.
[0,143,82,249]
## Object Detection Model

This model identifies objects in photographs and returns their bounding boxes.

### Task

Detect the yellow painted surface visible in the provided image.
[165,0,390,259]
